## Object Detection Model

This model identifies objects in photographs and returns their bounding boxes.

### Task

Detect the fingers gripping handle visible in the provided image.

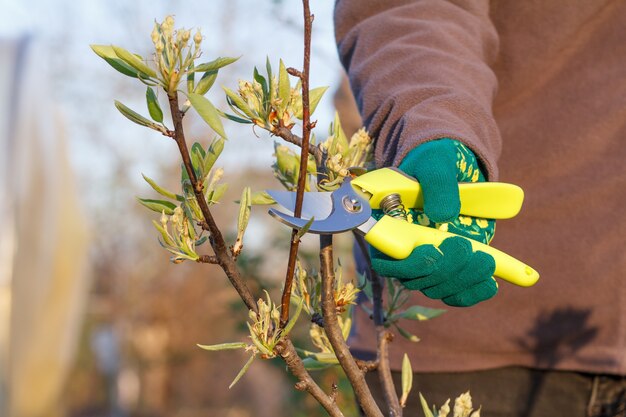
[365,216,539,287]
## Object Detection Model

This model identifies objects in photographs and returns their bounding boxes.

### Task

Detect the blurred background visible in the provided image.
[0,0,364,416]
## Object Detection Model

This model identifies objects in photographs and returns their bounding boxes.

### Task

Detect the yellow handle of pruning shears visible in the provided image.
[365,216,539,287]
[352,167,524,219]
[350,167,538,287]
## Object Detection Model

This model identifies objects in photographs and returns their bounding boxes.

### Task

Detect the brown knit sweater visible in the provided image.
[335,0,626,374]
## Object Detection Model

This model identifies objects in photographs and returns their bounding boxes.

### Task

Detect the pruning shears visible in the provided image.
[266,168,539,287]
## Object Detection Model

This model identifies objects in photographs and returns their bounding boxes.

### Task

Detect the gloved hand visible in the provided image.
[371,138,498,307]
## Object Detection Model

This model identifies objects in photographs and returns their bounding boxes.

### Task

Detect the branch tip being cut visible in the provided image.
[279,0,315,328]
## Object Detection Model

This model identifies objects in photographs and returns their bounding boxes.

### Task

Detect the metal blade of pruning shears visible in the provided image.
[268,179,373,234]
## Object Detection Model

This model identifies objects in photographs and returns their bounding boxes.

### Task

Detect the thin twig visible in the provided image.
[355,233,402,416]
[279,0,315,328]
[320,235,384,417]
[355,358,379,372]
[287,67,304,78]
[274,126,322,165]
[378,331,401,416]
[167,93,257,313]
[275,339,345,417]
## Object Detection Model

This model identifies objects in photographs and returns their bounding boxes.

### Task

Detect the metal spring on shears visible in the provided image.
[380,193,408,221]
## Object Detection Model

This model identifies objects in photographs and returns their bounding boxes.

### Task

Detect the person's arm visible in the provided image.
[336,1,503,306]
[335,0,501,179]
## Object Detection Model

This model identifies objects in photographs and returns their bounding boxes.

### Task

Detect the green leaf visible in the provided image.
[330,112,349,156]
[295,86,329,119]
[137,198,177,214]
[111,45,157,78]
[296,216,315,240]
[114,100,161,130]
[223,86,257,119]
[266,57,275,105]
[394,323,420,343]
[191,142,206,158]
[356,272,373,300]
[236,187,252,241]
[229,354,256,389]
[145,87,163,123]
[397,306,446,322]
[419,394,436,417]
[193,56,241,73]
[191,143,205,178]
[400,353,413,407]
[194,70,218,95]
[188,93,227,138]
[278,59,290,112]
[218,110,253,125]
[297,350,340,364]
[187,62,195,93]
[302,357,334,371]
[341,315,352,341]
[197,342,247,351]
[308,86,328,116]
[282,297,304,337]
[208,183,228,204]
[142,174,178,200]
[203,138,225,174]
[90,45,140,78]
[152,220,175,247]
[253,67,269,104]
[249,191,275,205]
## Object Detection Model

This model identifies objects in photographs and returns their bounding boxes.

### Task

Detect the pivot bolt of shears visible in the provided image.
[342,195,362,213]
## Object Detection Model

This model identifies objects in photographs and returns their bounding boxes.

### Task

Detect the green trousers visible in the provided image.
[363,367,626,417]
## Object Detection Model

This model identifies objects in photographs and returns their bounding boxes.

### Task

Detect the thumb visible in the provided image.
[399,139,460,223]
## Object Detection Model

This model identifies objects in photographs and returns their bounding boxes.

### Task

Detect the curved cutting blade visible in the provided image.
[267,180,372,234]
[266,190,333,220]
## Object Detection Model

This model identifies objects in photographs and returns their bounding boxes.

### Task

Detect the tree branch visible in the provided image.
[276,339,345,417]
[274,126,322,166]
[197,255,219,264]
[377,330,401,416]
[167,93,258,313]
[355,233,402,416]
[279,0,315,328]
[320,235,383,417]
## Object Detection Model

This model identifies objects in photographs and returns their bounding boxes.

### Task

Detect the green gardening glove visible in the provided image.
[371,139,498,307]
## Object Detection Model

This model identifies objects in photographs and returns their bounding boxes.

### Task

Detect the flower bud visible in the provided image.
[181,29,191,43]
[194,30,202,45]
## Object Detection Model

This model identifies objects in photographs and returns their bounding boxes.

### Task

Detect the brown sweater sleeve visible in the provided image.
[335,0,502,179]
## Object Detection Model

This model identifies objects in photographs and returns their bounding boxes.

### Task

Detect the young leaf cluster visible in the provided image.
[420,391,481,417]
[92,16,239,141]
[198,291,303,388]
[223,59,327,133]
[318,115,374,191]
[291,261,359,370]
[137,139,230,263]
